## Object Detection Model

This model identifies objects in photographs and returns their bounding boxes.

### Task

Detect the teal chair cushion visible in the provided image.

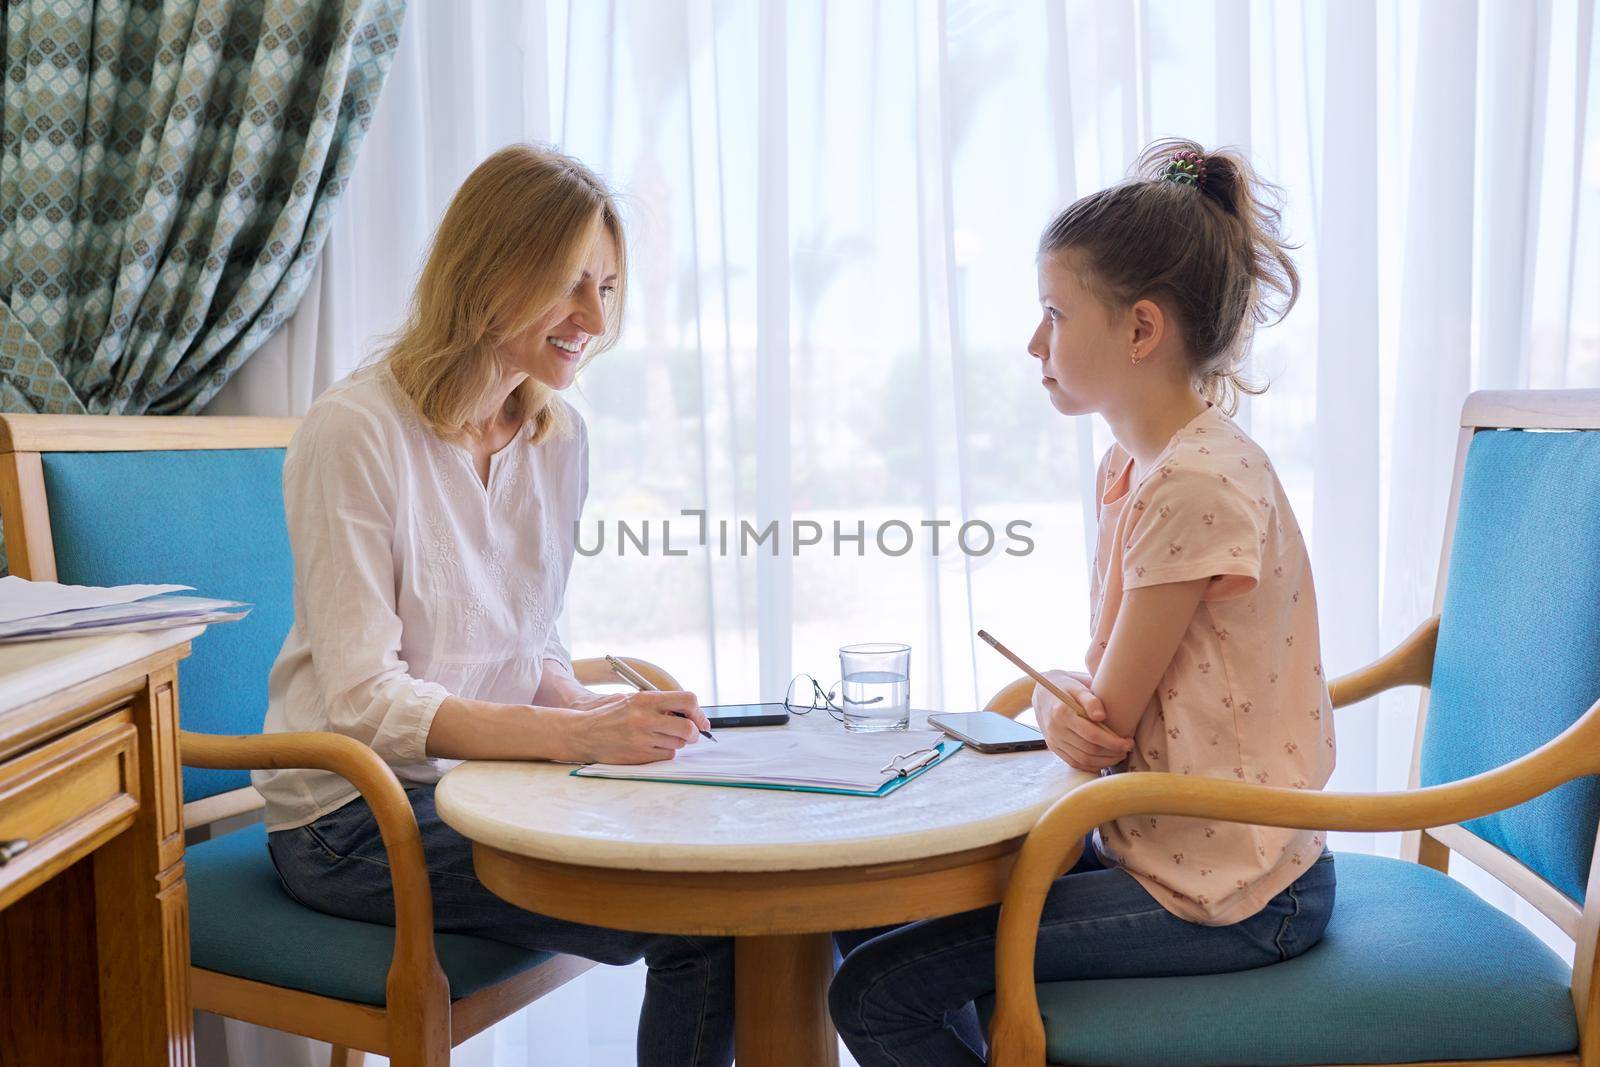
[40,449,296,805]
[1419,428,1600,903]
[978,852,1577,1066]
[188,824,554,1006]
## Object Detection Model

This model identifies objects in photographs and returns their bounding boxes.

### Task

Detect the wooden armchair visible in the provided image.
[0,412,675,1066]
[982,389,1600,1066]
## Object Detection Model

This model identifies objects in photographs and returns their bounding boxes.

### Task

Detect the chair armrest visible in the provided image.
[986,619,1438,722]
[1327,615,1439,709]
[986,687,1600,1067]
[984,677,1035,719]
[180,731,449,1028]
[571,655,682,691]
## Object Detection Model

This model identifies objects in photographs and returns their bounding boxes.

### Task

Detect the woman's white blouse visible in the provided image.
[254,367,587,831]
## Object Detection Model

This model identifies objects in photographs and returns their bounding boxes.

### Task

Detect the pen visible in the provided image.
[605,654,717,742]
[975,629,1090,719]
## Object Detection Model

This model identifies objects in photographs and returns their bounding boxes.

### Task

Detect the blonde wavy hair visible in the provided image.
[382,145,627,445]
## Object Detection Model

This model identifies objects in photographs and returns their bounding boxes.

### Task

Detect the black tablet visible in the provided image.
[704,702,791,728]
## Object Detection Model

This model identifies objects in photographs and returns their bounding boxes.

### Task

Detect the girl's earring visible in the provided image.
[1130,348,1141,366]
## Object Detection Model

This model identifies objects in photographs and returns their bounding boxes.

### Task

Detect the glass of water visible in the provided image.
[836,643,911,732]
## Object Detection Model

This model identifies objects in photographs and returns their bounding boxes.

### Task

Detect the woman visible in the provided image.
[256,146,731,1067]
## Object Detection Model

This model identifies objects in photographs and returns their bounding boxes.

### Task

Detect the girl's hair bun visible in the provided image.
[1150,144,1246,218]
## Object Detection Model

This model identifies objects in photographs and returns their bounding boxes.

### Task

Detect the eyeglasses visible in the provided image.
[784,671,891,723]
[784,672,844,721]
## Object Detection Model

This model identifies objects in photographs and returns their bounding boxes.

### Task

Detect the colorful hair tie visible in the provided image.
[1163,149,1208,189]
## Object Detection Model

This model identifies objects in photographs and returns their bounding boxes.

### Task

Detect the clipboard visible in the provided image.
[570,738,965,797]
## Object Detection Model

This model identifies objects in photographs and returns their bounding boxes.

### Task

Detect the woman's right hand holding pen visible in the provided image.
[1033,670,1134,772]
[571,690,710,765]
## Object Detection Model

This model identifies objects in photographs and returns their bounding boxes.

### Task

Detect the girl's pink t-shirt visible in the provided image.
[1087,403,1335,926]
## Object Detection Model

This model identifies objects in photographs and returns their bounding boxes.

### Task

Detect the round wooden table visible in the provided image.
[434,711,1091,1066]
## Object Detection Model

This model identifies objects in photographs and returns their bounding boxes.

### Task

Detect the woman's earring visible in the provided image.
[1130,348,1141,366]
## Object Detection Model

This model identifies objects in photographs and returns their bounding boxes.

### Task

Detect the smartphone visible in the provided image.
[704,702,791,728]
[927,711,1047,753]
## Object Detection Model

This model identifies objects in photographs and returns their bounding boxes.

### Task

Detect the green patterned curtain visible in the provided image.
[0,0,406,417]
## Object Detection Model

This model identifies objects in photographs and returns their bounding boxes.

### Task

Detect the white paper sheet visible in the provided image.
[575,728,950,791]
[0,609,249,643]
[0,575,193,624]
[0,595,250,641]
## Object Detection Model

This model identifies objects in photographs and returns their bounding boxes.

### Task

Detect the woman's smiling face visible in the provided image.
[500,227,619,392]
[1027,250,1133,417]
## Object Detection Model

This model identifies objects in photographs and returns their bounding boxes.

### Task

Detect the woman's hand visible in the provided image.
[570,690,710,765]
[565,689,624,712]
[1034,670,1133,772]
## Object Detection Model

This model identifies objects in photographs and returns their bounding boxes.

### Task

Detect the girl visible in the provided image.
[829,140,1337,1067]
[257,146,732,1067]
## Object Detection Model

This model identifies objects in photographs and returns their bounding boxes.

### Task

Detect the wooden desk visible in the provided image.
[0,626,203,1066]
[435,712,1093,1066]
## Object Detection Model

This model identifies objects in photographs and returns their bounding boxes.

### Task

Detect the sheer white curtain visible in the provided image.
[204,0,1600,1062]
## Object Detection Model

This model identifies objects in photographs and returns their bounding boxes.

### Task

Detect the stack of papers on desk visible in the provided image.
[0,576,250,642]
[574,728,961,796]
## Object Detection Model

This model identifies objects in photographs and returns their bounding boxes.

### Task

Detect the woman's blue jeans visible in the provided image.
[267,786,734,1067]
[830,842,1336,1067]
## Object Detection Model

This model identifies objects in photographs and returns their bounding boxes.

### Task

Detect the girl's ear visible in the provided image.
[1129,298,1166,354]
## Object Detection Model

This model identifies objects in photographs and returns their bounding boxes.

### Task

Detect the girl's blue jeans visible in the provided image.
[267,786,734,1067]
[830,840,1335,1067]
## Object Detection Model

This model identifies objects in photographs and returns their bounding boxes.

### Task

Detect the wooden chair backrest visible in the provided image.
[1,414,298,831]
[1407,392,1600,950]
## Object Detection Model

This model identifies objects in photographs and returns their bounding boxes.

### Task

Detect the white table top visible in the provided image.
[0,625,204,715]
[435,710,1093,873]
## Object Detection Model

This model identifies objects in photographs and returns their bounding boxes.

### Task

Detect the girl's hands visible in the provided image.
[570,690,709,764]
[1033,670,1134,772]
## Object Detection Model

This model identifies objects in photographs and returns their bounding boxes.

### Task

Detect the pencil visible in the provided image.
[975,630,1090,718]
[605,654,717,742]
